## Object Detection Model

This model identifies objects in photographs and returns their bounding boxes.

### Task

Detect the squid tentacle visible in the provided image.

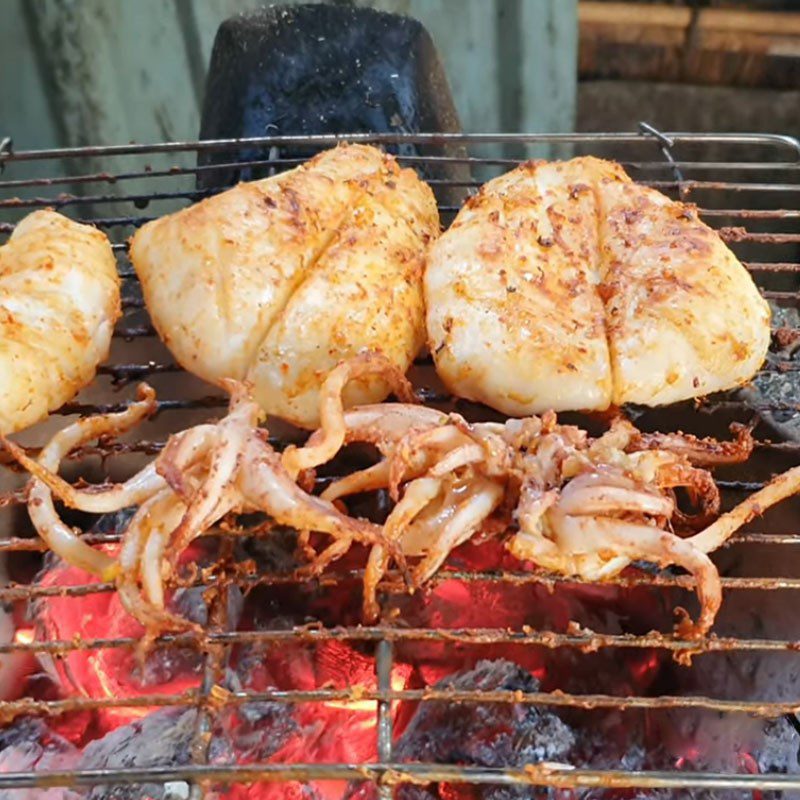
[282,351,417,478]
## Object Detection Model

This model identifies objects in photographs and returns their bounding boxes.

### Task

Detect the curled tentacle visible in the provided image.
[117,489,196,634]
[321,460,391,503]
[387,425,471,500]
[282,352,417,478]
[572,516,721,639]
[164,385,259,568]
[427,443,486,477]
[1,383,158,578]
[141,496,188,608]
[656,462,720,530]
[689,464,800,554]
[363,476,442,621]
[303,404,447,456]
[156,424,217,498]
[559,472,675,518]
[411,478,504,586]
[629,422,754,466]
[1,383,160,514]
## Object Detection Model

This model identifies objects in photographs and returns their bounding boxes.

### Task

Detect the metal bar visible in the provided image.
[647,180,800,193]
[58,509,800,555]
[108,315,800,339]
[57,354,800,379]
[7,560,800,606]
[7,553,800,604]
[3,684,800,722]
[0,432,792,472]
[0,533,120,551]
[2,128,800,794]
[732,234,800,246]
[187,655,215,800]
[416,384,800,412]
[0,189,210,208]
[7,193,800,233]
[0,158,798,196]
[0,528,795,554]
[52,390,800,426]
[639,122,687,199]
[0,762,797,792]
[747,261,800,272]
[701,210,800,219]
[58,396,227,415]
[4,625,800,658]
[8,209,800,240]
[2,130,798,161]
[97,362,182,378]
[2,183,800,221]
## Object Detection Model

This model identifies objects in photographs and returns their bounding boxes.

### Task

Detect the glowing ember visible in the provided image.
[29,538,242,734]
[32,555,203,733]
[13,628,34,646]
[5,528,795,799]
[323,671,408,716]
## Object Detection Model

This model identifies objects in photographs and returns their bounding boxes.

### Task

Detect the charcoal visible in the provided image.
[393,659,575,800]
[565,714,647,776]
[171,582,243,629]
[209,699,298,765]
[89,508,137,536]
[647,542,800,796]
[78,692,297,800]
[635,710,799,800]
[0,718,80,800]
[80,707,195,800]
[197,4,468,204]
[31,508,244,704]
[239,526,303,575]
[739,304,800,441]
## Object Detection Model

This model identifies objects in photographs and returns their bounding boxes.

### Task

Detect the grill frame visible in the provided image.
[0,127,799,797]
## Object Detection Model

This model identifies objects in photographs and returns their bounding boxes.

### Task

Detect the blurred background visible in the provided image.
[2,0,800,153]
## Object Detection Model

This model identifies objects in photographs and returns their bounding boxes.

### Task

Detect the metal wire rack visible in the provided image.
[0,128,799,798]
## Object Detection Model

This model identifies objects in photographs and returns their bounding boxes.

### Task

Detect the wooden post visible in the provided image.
[360,0,578,150]
[580,2,800,89]
[23,0,200,148]
[499,0,578,157]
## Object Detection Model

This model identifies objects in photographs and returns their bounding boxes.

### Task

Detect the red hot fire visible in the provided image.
[0,535,795,799]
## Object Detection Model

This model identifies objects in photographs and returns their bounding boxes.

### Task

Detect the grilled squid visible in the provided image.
[5,354,800,642]
[0,210,121,434]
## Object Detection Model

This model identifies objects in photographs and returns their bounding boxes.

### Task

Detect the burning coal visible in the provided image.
[29,511,243,733]
[0,512,797,799]
[392,659,575,800]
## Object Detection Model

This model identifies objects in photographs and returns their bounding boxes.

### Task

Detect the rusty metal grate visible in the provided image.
[0,129,799,797]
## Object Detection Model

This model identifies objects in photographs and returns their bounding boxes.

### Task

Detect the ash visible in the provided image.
[393,659,575,800]
[80,708,196,800]
[0,718,79,800]
[742,303,800,440]
[77,686,298,800]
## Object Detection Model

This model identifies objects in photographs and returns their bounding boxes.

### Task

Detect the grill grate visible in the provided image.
[0,129,800,797]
